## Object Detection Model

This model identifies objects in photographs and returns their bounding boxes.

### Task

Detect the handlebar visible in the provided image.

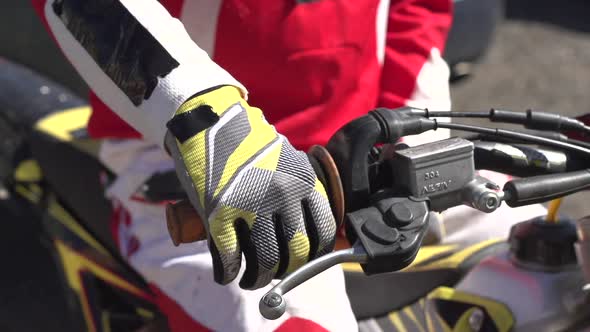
[163,107,590,320]
[166,200,207,246]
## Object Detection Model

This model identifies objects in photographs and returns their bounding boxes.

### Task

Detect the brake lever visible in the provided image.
[260,196,433,319]
[259,242,368,320]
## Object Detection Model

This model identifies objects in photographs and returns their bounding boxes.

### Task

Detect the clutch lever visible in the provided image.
[259,242,368,320]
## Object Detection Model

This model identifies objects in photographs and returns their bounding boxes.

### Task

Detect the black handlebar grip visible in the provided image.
[503,169,590,207]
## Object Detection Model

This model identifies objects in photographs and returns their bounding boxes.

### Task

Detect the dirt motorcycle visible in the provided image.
[2,58,590,332]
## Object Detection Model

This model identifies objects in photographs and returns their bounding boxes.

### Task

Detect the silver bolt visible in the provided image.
[263,293,282,307]
[468,308,484,331]
[260,292,287,320]
[486,197,497,209]
[477,192,499,213]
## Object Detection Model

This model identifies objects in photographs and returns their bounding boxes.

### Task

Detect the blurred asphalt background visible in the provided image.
[451,0,590,219]
[0,0,589,330]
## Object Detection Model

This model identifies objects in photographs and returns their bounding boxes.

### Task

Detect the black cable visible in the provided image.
[564,137,590,150]
[426,111,486,118]
[434,121,590,158]
[464,132,590,150]
[417,109,590,148]
[419,109,590,135]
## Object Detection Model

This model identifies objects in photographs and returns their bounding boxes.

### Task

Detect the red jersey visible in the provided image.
[32,0,451,150]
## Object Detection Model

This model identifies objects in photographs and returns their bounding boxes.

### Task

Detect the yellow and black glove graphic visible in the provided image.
[165,86,337,289]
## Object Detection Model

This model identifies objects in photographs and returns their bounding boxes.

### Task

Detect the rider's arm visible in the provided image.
[31,0,336,290]
[31,0,245,146]
[378,0,452,111]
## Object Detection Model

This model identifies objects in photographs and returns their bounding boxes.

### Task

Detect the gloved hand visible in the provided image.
[164,86,337,289]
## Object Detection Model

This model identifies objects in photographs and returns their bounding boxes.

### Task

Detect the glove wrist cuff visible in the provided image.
[166,85,248,144]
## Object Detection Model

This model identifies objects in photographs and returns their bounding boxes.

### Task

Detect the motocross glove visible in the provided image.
[164,86,337,289]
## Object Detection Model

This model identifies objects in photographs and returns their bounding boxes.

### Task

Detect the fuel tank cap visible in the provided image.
[509,217,578,271]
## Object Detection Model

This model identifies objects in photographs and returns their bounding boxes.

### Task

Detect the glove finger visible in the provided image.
[209,238,239,285]
[283,212,311,275]
[208,208,244,285]
[271,213,290,279]
[209,239,242,285]
[301,198,319,260]
[304,184,337,258]
[237,215,283,289]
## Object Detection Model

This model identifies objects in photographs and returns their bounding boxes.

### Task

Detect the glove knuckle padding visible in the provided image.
[168,86,336,288]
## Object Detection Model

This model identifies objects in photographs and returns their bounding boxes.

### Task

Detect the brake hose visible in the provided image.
[434,121,590,159]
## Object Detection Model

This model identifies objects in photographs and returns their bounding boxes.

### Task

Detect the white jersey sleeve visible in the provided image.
[43,0,246,146]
